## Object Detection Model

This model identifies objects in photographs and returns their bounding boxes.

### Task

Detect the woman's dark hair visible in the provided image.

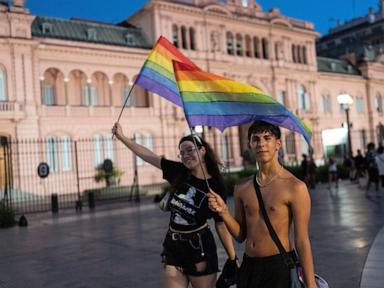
[247,120,281,141]
[170,134,225,192]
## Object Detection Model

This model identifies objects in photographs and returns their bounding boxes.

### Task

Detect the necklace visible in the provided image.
[256,165,283,187]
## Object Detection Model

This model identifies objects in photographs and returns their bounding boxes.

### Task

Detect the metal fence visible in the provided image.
[1,126,382,214]
[0,135,242,214]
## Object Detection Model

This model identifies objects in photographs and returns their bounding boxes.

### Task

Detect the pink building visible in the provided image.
[1,0,384,209]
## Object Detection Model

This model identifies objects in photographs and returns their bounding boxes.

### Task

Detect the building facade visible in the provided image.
[1,0,384,206]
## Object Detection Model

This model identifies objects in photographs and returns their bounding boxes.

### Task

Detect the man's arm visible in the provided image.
[291,181,316,288]
[112,123,161,169]
[208,185,246,243]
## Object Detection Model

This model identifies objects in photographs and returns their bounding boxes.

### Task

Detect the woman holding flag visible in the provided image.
[112,123,238,288]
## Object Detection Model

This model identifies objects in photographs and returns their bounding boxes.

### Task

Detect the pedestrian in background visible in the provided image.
[308,155,317,189]
[354,149,365,186]
[327,156,338,189]
[375,146,384,198]
[365,142,379,198]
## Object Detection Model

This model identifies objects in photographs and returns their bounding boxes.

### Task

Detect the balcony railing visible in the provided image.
[0,101,24,119]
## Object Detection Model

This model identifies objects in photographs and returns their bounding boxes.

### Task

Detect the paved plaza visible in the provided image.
[0,180,383,288]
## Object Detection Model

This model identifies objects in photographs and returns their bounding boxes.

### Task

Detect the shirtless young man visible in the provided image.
[208,121,316,288]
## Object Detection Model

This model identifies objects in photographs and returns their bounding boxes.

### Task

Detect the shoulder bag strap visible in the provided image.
[253,174,295,268]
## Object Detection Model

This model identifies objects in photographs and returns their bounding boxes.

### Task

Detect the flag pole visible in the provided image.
[112,82,136,139]
[188,126,211,190]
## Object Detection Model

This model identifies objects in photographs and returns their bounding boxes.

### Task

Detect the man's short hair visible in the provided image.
[247,120,281,141]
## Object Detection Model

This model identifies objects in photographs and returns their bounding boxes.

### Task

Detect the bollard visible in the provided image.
[88,191,95,209]
[51,194,59,213]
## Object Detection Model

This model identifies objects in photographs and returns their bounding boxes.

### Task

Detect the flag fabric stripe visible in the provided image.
[147,50,175,74]
[135,74,182,106]
[187,114,310,137]
[139,66,179,94]
[181,91,277,103]
[175,70,227,81]
[172,60,312,146]
[183,102,293,115]
[135,36,199,107]
[144,60,175,82]
[177,80,270,94]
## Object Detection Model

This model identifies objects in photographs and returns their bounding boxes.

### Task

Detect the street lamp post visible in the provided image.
[337,94,354,155]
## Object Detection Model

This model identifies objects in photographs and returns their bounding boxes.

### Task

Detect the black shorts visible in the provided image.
[237,252,293,288]
[161,225,218,276]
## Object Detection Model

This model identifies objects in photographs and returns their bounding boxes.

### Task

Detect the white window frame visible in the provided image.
[297,85,310,111]
[93,135,103,167]
[46,136,58,172]
[42,84,54,106]
[375,95,383,113]
[82,86,89,106]
[0,69,6,101]
[60,136,72,171]
[134,133,144,166]
[104,135,114,162]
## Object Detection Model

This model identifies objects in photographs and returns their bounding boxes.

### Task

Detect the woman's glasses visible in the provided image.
[177,146,198,159]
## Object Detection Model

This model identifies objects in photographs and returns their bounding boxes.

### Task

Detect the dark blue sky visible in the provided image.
[26,0,378,35]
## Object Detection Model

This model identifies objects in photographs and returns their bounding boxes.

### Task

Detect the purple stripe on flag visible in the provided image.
[186,114,310,144]
[136,75,182,106]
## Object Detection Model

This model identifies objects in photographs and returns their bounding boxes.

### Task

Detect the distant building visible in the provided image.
[1,0,384,202]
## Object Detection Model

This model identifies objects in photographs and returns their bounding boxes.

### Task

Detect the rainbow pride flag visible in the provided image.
[173,60,312,146]
[135,36,200,106]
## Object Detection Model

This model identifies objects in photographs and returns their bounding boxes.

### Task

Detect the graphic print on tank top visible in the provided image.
[169,183,207,226]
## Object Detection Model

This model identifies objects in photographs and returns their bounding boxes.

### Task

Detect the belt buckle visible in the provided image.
[171,232,180,241]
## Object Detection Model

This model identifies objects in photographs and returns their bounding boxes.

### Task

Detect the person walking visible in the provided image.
[375,146,384,198]
[207,121,316,288]
[112,123,237,288]
[327,156,338,190]
[365,142,379,198]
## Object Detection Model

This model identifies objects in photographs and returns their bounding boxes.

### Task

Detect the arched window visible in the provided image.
[46,136,58,172]
[93,134,114,167]
[302,46,307,64]
[297,46,302,63]
[253,37,260,58]
[226,32,234,55]
[297,84,310,110]
[292,45,296,63]
[134,86,150,108]
[82,86,97,106]
[134,132,153,166]
[236,34,243,56]
[285,133,296,154]
[46,134,73,173]
[172,25,179,48]
[277,90,286,105]
[93,135,103,167]
[220,135,229,162]
[375,94,383,113]
[321,95,332,113]
[356,97,364,113]
[262,38,269,59]
[245,35,251,57]
[60,136,72,171]
[0,68,7,101]
[122,86,133,107]
[181,26,188,49]
[189,27,196,50]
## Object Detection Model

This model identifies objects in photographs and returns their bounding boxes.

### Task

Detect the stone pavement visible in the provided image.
[0,181,383,288]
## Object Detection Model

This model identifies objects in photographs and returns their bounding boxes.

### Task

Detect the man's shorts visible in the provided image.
[161,225,219,276]
[237,252,293,288]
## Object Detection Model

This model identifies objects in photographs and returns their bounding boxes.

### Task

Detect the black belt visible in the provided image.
[167,224,209,241]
